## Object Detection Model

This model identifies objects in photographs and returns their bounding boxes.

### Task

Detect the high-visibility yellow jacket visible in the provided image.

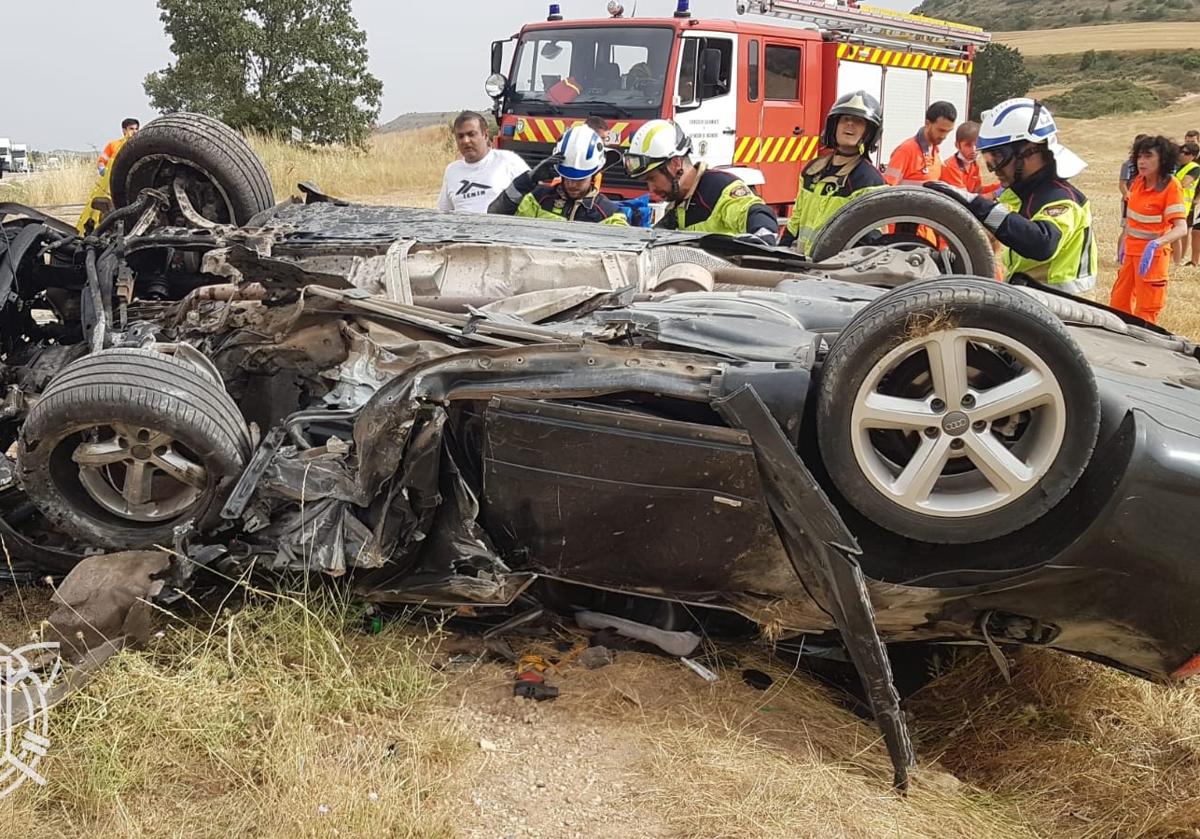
[783,153,883,255]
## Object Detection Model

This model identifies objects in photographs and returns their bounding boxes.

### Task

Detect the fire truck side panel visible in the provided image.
[878,65,929,166]
[831,57,885,165]
[930,71,970,159]
[675,31,739,173]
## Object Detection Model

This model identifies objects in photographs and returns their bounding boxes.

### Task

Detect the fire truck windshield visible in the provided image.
[508,26,672,117]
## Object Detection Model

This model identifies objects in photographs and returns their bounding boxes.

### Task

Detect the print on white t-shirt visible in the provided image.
[437,150,530,214]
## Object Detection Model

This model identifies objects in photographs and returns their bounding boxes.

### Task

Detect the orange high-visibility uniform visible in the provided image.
[97,138,125,176]
[886,131,942,246]
[884,131,942,186]
[940,153,1001,196]
[1110,175,1186,324]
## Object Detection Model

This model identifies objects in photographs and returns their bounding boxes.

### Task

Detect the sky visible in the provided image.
[0,0,917,151]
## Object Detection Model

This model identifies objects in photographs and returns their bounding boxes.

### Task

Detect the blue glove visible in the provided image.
[1138,240,1161,277]
[1117,237,1125,264]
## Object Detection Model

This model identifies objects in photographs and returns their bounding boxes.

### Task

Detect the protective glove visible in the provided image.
[1138,240,1161,277]
[923,180,978,206]
[737,229,780,248]
[780,229,797,248]
[530,152,565,184]
[1117,237,1125,264]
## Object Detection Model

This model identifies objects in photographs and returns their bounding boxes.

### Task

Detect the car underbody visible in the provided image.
[3,114,1200,788]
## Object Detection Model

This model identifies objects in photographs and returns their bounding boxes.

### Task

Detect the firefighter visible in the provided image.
[488,125,628,225]
[884,101,956,185]
[780,90,884,255]
[1110,135,1188,323]
[924,98,1097,296]
[623,120,779,244]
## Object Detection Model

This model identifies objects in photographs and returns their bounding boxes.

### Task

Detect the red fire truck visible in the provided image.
[486,0,990,215]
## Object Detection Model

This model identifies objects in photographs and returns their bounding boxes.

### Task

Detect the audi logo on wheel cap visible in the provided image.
[942,411,970,436]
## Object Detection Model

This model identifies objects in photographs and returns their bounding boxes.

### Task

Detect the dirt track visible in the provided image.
[995,22,1200,55]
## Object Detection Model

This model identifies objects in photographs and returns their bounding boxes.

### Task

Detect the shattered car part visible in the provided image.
[5,114,1200,789]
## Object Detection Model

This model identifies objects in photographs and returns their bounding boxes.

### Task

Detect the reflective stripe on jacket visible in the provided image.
[658,166,778,240]
[784,153,883,255]
[515,185,629,225]
[994,172,1097,293]
[884,132,941,186]
[1124,175,1186,257]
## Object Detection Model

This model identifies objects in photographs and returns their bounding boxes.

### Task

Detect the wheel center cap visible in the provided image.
[131,445,153,460]
[941,411,970,437]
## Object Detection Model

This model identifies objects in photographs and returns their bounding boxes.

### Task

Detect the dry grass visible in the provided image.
[635,653,1042,839]
[0,125,457,211]
[252,126,455,206]
[0,582,464,837]
[912,649,1200,838]
[995,22,1200,55]
[0,160,96,208]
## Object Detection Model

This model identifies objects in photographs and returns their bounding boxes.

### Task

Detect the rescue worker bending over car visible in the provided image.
[623,120,779,245]
[781,90,884,255]
[489,126,628,225]
[925,98,1098,295]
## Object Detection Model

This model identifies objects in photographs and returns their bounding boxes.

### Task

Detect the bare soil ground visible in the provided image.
[996,22,1200,55]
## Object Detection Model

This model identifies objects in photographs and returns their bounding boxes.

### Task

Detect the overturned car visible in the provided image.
[3,114,1200,785]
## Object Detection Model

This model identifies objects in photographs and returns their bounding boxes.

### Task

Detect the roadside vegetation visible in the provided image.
[0,585,464,836]
[0,125,458,210]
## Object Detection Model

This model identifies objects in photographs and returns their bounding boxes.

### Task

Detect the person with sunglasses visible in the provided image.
[924,98,1097,296]
[622,120,779,245]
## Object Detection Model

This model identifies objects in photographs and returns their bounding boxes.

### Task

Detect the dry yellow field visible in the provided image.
[995,22,1200,55]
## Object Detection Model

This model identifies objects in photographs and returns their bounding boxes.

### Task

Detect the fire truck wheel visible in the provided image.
[809,186,997,280]
[109,112,276,228]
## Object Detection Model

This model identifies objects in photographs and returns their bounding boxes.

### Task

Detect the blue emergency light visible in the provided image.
[674,0,692,17]
[548,3,563,20]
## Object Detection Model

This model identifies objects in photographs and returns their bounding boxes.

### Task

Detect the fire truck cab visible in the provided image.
[486,0,990,215]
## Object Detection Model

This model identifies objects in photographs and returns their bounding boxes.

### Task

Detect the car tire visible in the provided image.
[809,186,997,280]
[816,277,1100,544]
[109,112,275,227]
[18,348,252,550]
[1012,285,1128,332]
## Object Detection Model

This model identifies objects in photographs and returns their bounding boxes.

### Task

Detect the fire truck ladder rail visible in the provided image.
[739,0,991,49]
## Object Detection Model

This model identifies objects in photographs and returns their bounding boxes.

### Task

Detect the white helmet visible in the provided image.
[977,98,1086,178]
[623,119,692,179]
[554,125,607,180]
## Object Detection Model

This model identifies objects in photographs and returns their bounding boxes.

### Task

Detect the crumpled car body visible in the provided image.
[5,188,1200,789]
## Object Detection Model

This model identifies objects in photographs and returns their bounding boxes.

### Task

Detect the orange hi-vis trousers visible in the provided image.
[1110,241,1170,324]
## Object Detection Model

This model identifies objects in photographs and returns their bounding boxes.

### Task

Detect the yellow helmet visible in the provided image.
[623,120,691,179]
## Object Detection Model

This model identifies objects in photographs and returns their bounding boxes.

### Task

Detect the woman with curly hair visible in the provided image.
[1110,135,1189,323]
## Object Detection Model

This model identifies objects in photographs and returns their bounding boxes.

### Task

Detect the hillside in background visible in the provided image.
[916,0,1199,30]
[375,111,464,134]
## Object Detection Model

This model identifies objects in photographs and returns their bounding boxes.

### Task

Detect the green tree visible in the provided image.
[970,44,1034,121]
[144,0,383,147]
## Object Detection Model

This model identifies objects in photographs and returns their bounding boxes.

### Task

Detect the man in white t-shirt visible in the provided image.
[437,111,529,214]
